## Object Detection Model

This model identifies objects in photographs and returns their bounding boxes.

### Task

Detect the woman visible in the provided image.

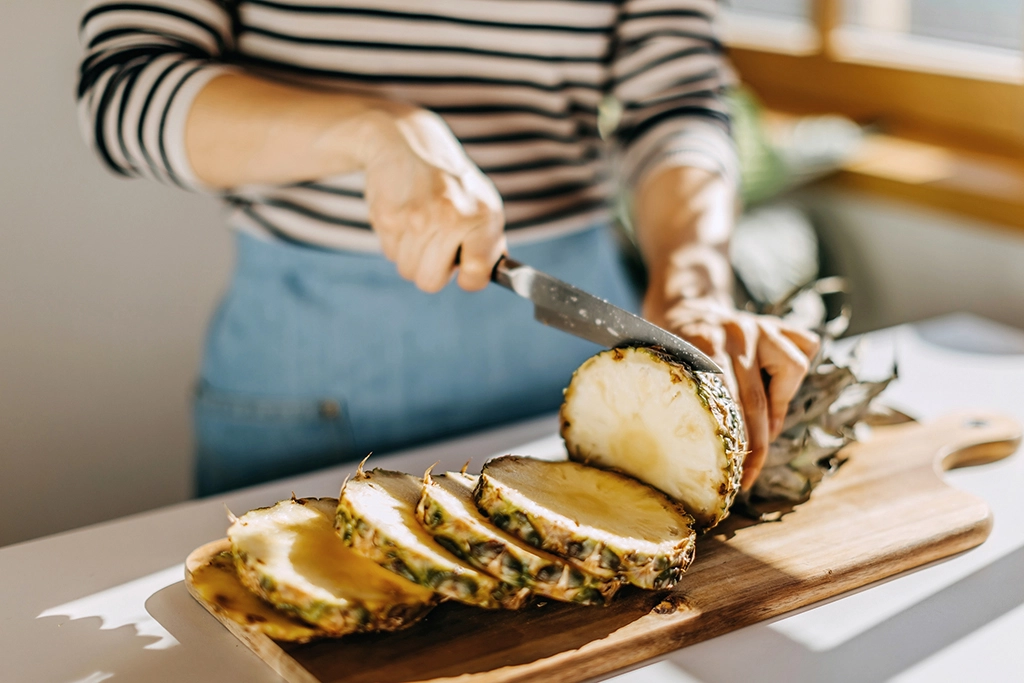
[77,0,817,495]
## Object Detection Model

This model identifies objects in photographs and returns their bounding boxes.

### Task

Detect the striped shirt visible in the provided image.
[78,0,737,251]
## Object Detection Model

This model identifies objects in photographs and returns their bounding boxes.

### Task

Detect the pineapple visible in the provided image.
[337,465,531,610]
[560,346,747,529]
[228,497,435,636]
[417,468,620,605]
[475,456,696,590]
[190,550,327,643]
[739,278,898,505]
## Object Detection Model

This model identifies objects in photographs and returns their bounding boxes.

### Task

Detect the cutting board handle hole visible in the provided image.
[964,419,989,428]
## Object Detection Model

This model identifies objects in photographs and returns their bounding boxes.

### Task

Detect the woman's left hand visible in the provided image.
[634,165,819,488]
[645,297,820,489]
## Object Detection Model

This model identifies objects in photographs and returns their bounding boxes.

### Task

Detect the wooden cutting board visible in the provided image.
[185,412,1020,683]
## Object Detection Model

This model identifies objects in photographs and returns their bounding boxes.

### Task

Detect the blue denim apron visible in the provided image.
[193,224,641,495]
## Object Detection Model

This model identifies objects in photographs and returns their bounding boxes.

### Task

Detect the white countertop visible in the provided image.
[3,313,1023,683]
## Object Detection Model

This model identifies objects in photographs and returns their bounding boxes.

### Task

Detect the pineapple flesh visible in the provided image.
[560,346,747,529]
[228,497,435,636]
[476,456,696,590]
[337,467,531,610]
[191,551,327,642]
[417,469,620,605]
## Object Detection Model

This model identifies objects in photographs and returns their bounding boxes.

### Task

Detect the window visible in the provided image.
[720,1,818,55]
[837,0,1023,81]
[844,0,1022,52]
[721,0,1024,157]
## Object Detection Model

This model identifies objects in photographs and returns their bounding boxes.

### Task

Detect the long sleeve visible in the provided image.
[77,0,236,190]
[610,0,738,190]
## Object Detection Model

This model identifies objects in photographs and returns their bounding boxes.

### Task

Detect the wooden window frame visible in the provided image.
[723,0,1024,159]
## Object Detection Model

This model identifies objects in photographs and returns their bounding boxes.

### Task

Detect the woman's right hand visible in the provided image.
[186,75,505,293]
[363,107,506,293]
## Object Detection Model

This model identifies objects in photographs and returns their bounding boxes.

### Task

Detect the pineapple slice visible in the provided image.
[191,551,326,643]
[229,497,435,636]
[561,346,746,529]
[337,466,531,610]
[476,456,696,590]
[416,469,620,605]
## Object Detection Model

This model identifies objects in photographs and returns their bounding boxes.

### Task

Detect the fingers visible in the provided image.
[736,365,769,490]
[453,170,505,292]
[370,159,504,293]
[681,323,738,401]
[457,211,505,292]
[727,321,770,491]
[781,326,821,359]
[653,297,821,490]
[414,235,460,294]
[394,220,433,284]
[392,194,502,293]
[375,215,401,262]
[758,325,811,440]
[388,210,503,294]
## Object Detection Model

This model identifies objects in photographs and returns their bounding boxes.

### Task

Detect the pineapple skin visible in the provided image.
[197,552,328,643]
[561,346,747,529]
[235,551,433,635]
[688,365,747,526]
[416,480,620,605]
[336,490,530,610]
[232,501,435,636]
[475,464,697,590]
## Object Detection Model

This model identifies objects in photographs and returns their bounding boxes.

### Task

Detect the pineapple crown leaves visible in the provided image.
[460,460,472,475]
[761,275,850,335]
[422,462,439,485]
[338,474,351,499]
[224,504,239,526]
[737,275,900,506]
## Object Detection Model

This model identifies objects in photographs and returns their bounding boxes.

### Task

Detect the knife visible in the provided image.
[490,256,722,374]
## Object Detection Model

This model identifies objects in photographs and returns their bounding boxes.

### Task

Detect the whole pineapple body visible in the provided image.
[561,347,747,530]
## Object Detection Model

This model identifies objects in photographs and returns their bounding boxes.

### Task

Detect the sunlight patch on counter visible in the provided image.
[37,564,184,650]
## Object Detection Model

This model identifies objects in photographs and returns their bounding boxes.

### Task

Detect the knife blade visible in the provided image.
[492,256,722,374]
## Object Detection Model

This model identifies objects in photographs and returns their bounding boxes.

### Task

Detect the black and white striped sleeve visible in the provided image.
[77,0,237,190]
[610,0,738,189]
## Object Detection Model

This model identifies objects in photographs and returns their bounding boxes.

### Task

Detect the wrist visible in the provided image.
[634,166,737,318]
[647,244,733,307]
[317,99,413,171]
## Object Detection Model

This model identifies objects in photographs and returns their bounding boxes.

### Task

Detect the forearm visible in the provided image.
[634,166,738,321]
[184,73,415,189]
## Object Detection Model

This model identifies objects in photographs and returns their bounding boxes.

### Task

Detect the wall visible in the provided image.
[2,4,1024,547]
[801,188,1024,335]
[0,2,231,546]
